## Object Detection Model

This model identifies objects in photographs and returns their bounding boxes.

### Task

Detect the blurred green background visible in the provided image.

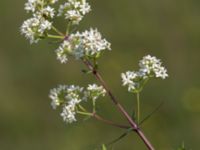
[0,0,200,149]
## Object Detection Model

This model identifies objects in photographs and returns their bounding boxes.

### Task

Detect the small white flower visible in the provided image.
[49,0,58,4]
[49,85,68,109]
[79,0,91,15]
[139,55,168,79]
[58,0,91,24]
[80,28,111,57]
[21,17,52,44]
[55,33,83,63]
[154,66,168,79]
[121,55,168,93]
[65,10,82,24]
[50,84,84,124]
[40,6,55,18]
[24,0,58,13]
[20,17,40,43]
[84,84,106,101]
[38,19,52,32]
[55,28,111,63]
[60,104,77,123]
[121,71,143,92]
[24,0,38,13]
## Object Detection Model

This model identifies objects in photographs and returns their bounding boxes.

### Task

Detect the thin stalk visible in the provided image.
[77,111,93,116]
[77,110,129,129]
[47,34,64,39]
[66,22,72,35]
[78,105,87,112]
[92,99,96,113]
[93,113,129,129]
[83,60,155,150]
[52,26,64,36]
[77,106,129,129]
[136,92,140,124]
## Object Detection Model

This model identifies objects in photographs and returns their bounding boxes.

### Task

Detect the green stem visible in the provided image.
[77,111,93,116]
[136,92,140,124]
[66,22,72,35]
[47,34,64,39]
[78,105,87,112]
[92,99,96,113]
[52,26,64,36]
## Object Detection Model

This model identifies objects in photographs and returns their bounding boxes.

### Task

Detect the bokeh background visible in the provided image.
[0,0,200,149]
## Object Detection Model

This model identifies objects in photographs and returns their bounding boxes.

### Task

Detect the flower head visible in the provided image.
[121,55,168,93]
[60,104,77,123]
[49,85,83,109]
[84,84,106,101]
[25,0,58,13]
[55,28,111,63]
[58,0,91,24]
[121,71,144,92]
[139,55,168,79]
[80,28,111,57]
[21,16,52,43]
[49,85,69,109]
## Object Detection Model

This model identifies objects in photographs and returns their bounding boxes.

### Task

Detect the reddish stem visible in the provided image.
[93,113,130,129]
[83,60,155,150]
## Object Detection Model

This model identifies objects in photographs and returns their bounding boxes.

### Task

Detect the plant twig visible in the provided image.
[82,59,155,150]
[136,92,140,124]
[93,113,130,129]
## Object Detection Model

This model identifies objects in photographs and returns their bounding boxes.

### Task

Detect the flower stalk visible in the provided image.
[136,92,140,124]
[83,59,155,150]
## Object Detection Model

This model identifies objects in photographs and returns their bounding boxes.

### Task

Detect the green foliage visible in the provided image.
[177,142,188,150]
[102,144,107,150]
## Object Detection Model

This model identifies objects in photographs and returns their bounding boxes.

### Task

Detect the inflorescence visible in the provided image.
[121,55,168,93]
[49,84,106,123]
[21,0,168,125]
[21,0,111,63]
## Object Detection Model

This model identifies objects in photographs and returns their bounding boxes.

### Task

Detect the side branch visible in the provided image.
[83,59,155,150]
[93,113,130,129]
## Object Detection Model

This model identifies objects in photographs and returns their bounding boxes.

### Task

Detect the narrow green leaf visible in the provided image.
[81,69,92,74]
[131,109,136,121]
[139,101,164,125]
[107,128,133,146]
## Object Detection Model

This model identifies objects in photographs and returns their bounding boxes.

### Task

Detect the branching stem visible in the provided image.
[52,26,65,36]
[77,110,129,129]
[82,59,155,150]
[47,34,65,39]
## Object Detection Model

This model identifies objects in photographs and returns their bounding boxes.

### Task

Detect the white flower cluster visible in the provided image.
[58,0,91,24]
[49,85,83,110]
[21,16,52,44]
[139,55,168,79]
[21,0,57,43]
[56,28,111,63]
[25,0,58,13]
[21,0,111,62]
[49,84,106,123]
[84,84,106,101]
[81,28,111,56]
[121,55,168,93]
